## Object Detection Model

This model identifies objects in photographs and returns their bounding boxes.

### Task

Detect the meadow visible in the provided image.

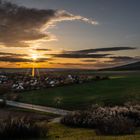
[47,123,140,140]
[19,71,140,110]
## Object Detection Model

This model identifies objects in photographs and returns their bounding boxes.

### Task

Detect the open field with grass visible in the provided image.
[19,71,140,110]
[0,107,58,121]
[47,123,140,140]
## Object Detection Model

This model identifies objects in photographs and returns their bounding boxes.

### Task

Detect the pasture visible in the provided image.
[19,71,140,110]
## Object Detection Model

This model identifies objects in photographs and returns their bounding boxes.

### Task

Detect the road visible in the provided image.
[0,99,71,116]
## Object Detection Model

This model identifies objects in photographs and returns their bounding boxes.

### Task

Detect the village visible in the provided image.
[0,71,109,92]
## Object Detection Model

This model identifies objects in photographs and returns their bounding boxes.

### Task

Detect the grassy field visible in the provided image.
[47,123,140,140]
[19,73,140,110]
[0,107,58,121]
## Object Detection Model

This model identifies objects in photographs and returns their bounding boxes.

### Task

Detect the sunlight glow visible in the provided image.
[31,54,38,61]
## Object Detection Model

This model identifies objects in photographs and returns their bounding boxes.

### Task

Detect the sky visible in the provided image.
[0,0,140,69]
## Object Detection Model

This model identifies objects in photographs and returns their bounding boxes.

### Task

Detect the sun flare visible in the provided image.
[31,54,38,61]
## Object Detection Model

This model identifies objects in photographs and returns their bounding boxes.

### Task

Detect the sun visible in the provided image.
[31,54,38,61]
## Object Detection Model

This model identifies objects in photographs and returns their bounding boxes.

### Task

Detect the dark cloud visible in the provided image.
[0,56,32,62]
[34,48,51,52]
[50,46,137,63]
[82,59,97,62]
[49,56,140,69]
[0,0,97,48]
[107,56,139,63]
[51,53,110,58]
[0,52,28,57]
[49,62,82,66]
[49,62,120,69]
[35,57,52,63]
[0,55,51,63]
[0,51,31,63]
[51,47,136,59]
[49,62,94,67]
[82,56,139,63]
[65,47,136,54]
[49,62,116,69]
[0,0,55,47]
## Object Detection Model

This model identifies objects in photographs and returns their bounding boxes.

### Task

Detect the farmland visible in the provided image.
[19,71,140,110]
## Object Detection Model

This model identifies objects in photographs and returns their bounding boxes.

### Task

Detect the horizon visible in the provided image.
[0,60,139,70]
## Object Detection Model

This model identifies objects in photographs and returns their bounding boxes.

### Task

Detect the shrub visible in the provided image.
[61,105,140,135]
[97,116,135,135]
[6,93,20,101]
[0,99,6,108]
[0,117,47,139]
[0,85,11,96]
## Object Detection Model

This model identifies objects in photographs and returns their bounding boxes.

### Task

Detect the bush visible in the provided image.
[61,105,140,135]
[0,85,11,96]
[0,99,6,108]
[97,116,135,135]
[6,93,20,101]
[0,117,47,139]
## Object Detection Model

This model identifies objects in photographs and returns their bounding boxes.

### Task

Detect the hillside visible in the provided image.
[103,61,140,71]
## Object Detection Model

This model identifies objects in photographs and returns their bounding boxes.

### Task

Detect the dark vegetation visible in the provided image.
[0,99,6,108]
[0,84,11,95]
[61,104,140,135]
[0,117,47,139]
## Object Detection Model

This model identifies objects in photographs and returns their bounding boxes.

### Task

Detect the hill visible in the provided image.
[103,61,140,71]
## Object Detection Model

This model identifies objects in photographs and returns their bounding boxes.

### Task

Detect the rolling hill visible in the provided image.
[103,61,140,71]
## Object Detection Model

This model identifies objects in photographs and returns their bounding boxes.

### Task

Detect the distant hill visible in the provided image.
[102,61,140,71]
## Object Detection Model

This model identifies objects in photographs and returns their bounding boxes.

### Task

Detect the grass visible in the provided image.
[8,107,60,118]
[47,123,140,140]
[19,74,140,110]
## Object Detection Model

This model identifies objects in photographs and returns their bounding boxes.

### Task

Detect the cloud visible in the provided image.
[49,62,83,66]
[82,59,97,62]
[0,56,32,62]
[35,57,52,63]
[0,0,98,48]
[45,10,98,27]
[51,53,110,58]
[0,52,28,57]
[0,50,52,63]
[0,55,51,63]
[107,56,140,63]
[82,56,139,63]
[0,51,32,62]
[65,47,136,54]
[49,62,95,68]
[34,48,51,52]
[56,56,140,69]
[49,62,121,69]
[50,46,136,59]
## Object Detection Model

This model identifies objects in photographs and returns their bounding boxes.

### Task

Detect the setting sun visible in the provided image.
[31,54,38,61]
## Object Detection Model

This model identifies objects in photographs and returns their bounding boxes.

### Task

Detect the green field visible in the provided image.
[47,123,140,140]
[19,73,140,110]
